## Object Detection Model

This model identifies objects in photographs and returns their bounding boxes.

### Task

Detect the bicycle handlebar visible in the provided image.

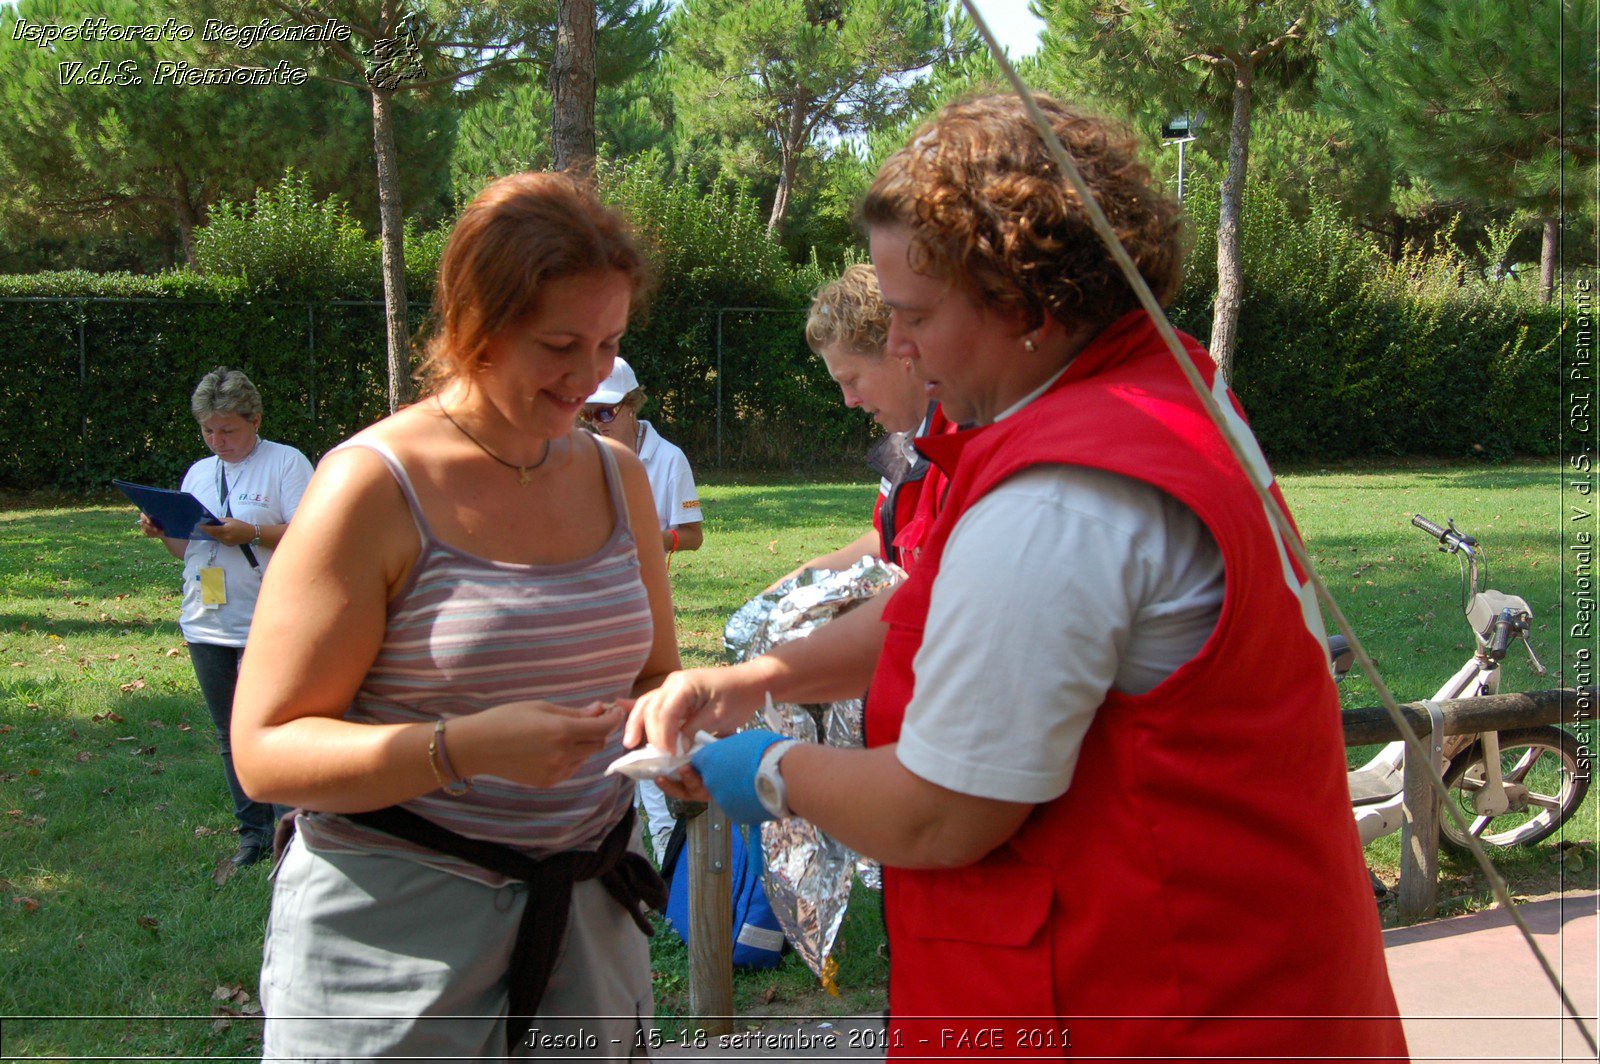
[1412,513,1479,552]
[1411,513,1447,538]
[1490,616,1514,658]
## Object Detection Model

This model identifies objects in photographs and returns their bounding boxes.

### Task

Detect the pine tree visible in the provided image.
[1322,0,1597,302]
[666,0,963,239]
[1036,0,1345,380]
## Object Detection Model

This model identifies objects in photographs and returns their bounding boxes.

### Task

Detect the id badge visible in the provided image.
[199,567,227,608]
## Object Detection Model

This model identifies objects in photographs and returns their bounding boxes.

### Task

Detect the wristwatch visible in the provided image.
[754,740,799,818]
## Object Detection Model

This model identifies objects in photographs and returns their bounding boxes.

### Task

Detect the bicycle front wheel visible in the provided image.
[1440,726,1591,852]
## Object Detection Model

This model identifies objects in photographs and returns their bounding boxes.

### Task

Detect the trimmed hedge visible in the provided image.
[0,273,390,491]
[0,162,863,491]
[0,170,1567,492]
[1168,178,1563,460]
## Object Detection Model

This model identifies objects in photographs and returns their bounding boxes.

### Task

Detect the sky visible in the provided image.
[963,0,1047,59]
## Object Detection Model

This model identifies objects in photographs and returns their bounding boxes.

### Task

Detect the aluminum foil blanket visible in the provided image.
[722,558,902,979]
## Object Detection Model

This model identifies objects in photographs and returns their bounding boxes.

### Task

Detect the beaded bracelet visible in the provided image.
[428,719,471,796]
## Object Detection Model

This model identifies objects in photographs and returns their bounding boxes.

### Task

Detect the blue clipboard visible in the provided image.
[113,479,223,540]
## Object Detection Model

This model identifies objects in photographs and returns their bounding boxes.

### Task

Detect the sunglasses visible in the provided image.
[582,403,625,425]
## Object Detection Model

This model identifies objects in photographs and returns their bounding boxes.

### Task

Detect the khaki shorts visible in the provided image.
[260,834,653,1060]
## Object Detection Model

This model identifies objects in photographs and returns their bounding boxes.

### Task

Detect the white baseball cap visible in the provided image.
[586,357,640,405]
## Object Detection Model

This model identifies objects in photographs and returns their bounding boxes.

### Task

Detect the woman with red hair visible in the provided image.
[233,172,678,1058]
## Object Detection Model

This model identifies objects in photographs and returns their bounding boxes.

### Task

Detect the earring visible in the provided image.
[1023,337,1037,352]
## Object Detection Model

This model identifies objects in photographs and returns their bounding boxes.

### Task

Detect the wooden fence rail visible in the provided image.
[682,687,1595,1024]
[1342,686,1595,922]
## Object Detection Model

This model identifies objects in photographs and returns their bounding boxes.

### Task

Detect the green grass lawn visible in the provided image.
[1,459,1591,1056]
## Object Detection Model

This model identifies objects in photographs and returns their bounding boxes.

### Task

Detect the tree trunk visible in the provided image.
[766,107,806,239]
[1387,212,1406,265]
[552,0,597,176]
[371,86,412,413]
[172,186,200,267]
[1210,63,1255,383]
[1540,216,1558,304]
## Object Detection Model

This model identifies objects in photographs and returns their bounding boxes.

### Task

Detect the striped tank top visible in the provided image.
[295,436,651,884]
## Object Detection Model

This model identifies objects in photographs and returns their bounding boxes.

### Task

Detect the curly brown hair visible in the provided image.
[805,263,891,357]
[860,94,1184,333]
[418,172,653,395]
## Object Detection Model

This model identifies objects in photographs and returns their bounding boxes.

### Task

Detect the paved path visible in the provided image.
[656,892,1599,1061]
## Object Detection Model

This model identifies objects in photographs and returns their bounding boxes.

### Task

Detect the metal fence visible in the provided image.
[0,296,864,492]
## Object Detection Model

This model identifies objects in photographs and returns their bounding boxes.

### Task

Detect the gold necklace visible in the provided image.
[436,397,551,485]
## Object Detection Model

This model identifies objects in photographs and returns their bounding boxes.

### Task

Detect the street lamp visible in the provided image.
[1160,113,1201,202]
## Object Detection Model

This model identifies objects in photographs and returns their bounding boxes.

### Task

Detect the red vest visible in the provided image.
[866,312,1407,1061]
[873,406,958,568]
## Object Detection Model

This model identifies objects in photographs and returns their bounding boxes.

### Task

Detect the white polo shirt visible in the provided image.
[636,420,702,531]
[177,439,313,647]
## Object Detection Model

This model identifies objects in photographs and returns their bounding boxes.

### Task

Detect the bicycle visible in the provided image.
[1343,514,1589,855]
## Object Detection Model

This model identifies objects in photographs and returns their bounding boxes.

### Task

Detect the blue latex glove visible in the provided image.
[691,730,792,825]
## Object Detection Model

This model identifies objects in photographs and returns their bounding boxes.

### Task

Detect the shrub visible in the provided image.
[599,160,862,467]
[193,172,378,299]
[0,272,387,491]
[1169,178,1561,461]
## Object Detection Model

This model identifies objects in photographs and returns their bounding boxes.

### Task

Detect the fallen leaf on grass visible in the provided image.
[118,679,146,694]
[75,751,92,763]
[164,647,185,658]
[23,703,37,710]
[135,915,159,936]
[91,711,125,724]
[760,986,778,1004]
[177,723,191,732]
[212,854,240,886]
[136,745,156,757]
[195,826,223,837]
[1549,840,1596,873]
[0,726,10,735]
[25,768,38,776]
[12,896,40,912]
[0,774,15,783]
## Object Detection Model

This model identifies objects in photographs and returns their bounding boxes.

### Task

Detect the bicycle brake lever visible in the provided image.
[1521,634,1548,676]
[1445,518,1479,547]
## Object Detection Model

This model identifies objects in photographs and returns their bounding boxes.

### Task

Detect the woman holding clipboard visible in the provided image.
[137,366,313,872]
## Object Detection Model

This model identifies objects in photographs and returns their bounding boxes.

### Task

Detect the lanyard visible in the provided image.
[216,458,261,570]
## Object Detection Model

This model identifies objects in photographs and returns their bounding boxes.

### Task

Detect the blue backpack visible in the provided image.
[661,818,786,969]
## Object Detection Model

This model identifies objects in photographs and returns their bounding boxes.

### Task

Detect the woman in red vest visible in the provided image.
[630,95,1407,1061]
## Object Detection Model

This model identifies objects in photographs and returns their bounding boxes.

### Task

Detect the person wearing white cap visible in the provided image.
[582,358,703,557]
[583,357,702,860]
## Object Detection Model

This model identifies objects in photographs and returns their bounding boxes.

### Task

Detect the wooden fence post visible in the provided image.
[1397,725,1441,922]
[687,803,733,1037]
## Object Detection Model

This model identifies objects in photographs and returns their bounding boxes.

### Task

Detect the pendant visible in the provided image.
[517,467,532,486]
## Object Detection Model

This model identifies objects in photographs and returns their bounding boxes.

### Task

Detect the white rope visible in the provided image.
[956,1,1596,1052]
